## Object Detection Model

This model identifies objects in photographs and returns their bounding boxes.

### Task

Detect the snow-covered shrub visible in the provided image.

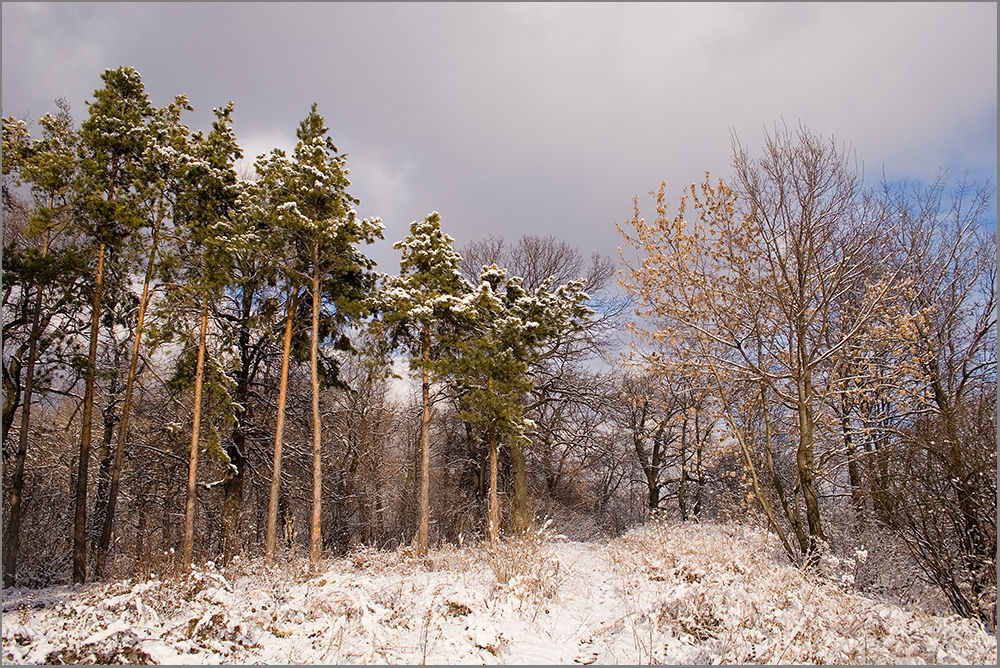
[606,521,997,664]
[482,519,564,614]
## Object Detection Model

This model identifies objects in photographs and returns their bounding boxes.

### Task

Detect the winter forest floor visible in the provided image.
[2,521,996,665]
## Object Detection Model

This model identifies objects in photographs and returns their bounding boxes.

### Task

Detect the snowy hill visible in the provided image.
[2,521,995,664]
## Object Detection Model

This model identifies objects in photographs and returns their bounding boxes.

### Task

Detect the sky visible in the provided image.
[2,2,996,270]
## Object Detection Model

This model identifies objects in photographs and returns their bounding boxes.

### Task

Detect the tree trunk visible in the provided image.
[693,439,704,520]
[706,358,798,564]
[510,438,529,535]
[221,279,256,566]
[266,290,296,560]
[761,382,808,555]
[841,401,864,523]
[488,427,499,545]
[649,424,665,511]
[3,228,51,587]
[181,292,210,570]
[90,380,119,572]
[2,355,22,448]
[96,220,161,578]
[309,241,323,567]
[72,239,106,584]
[220,443,244,565]
[794,323,824,557]
[415,319,431,556]
[134,484,147,572]
[796,383,824,554]
[678,419,688,521]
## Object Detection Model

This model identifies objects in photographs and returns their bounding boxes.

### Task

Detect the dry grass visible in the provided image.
[605,520,997,664]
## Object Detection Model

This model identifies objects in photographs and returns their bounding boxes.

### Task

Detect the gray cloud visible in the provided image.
[3,2,996,269]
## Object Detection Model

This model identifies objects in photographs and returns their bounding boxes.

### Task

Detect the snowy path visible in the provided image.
[490,542,628,664]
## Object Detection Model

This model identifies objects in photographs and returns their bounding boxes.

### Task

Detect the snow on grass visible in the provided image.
[2,521,995,664]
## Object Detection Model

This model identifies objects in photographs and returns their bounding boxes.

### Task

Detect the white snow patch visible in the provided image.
[2,522,995,664]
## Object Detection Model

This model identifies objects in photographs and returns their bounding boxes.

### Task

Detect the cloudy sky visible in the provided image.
[3,2,996,269]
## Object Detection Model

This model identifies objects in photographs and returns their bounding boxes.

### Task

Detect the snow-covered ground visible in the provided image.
[2,521,995,664]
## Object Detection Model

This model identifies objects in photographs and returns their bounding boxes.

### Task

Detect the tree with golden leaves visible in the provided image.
[619,126,914,562]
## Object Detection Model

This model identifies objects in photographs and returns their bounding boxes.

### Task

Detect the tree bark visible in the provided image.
[221,435,245,566]
[705,357,798,564]
[266,290,296,561]
[90,377,120,571]
[4,228,50,587]
[796,364,824,555]
[415,319,431,556]
[761,382,808,555]
[510,438,529,535]
[73,239,106,584]
[2,355,22,448]
[488,427,500,545]
[840,399,864,524]
[693,439,704,520]
[221,279,257,566]
[133,485,147,572]
[678,419,688,521]
[309,240,323,567]
[96,220,161,578]
[181,292,209,570]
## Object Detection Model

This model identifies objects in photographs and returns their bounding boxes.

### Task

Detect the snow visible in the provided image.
[3,521,995,664]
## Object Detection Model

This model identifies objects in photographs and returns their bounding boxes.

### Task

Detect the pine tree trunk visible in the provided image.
[488,428,499,545]
[73,239,106,584]
[4,228,50,587]
[309,241,323,567]
[220,443,244,566]
[90,383,119,569]
[266,290,296,560]
[96,220,161,578]
[221,281,255,566]
[511,438,529,535]
[2,355,22,448]
[181,292,209,570]
[416,319,431,556]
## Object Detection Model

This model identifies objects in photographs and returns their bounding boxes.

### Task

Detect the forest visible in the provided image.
[2,66,996,636]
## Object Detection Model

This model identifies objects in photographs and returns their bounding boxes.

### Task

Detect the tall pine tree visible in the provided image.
[382,212,468,555]
[251,105,383,566]
[73,67,152,583]
[94,94,194,578]
[2,102,82,586]
[169,102,245,569]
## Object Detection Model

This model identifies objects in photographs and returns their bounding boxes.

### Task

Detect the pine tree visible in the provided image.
[94,94,194,578]
[73,67,152,583]
[443,265,592,542]
[248,150,304,562]
[169,102,245,570]
[0,115,30,446]
[213,171,287,567]
[257,104,382,566]
[381,212,468,556]
[2,102,81,587]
